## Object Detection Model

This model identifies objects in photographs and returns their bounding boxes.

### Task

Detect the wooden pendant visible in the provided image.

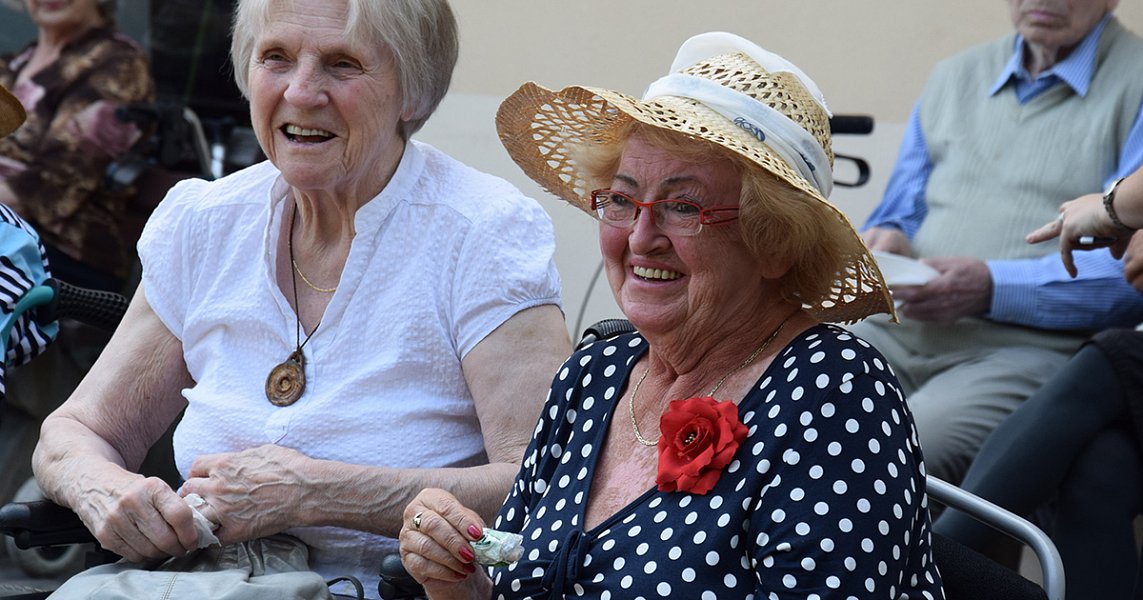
[265,349,306,406]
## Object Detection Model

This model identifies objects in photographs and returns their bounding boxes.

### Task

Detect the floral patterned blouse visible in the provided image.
[490,325,944,599]
[0,26,153,282]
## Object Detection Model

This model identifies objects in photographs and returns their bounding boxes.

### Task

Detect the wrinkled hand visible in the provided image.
[78,475,200,563]
[893,257,992,322]
[1124,232,1143,293]
[399,488,490,597]
[861,226,913,256]
[179,444,310,545]
[1026,193,1131,277]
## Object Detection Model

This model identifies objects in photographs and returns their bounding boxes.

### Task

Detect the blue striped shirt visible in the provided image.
[864,15,1143,330]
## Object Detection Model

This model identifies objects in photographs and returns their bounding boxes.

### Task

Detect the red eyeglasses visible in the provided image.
[590,189,739,236]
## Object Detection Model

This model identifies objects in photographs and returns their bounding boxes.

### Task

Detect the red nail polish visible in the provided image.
[458,546,475,562]
[468,524,483,538]
[463,562,476,574]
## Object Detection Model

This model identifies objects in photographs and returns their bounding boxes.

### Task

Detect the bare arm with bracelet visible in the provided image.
[1027,170,1143,278]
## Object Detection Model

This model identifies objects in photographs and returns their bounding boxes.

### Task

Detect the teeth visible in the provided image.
[633,265,681,280]
[285,124,332,137]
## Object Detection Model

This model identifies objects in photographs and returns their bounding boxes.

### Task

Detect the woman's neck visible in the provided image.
[291,191,361,247]
[640,304,809,388]
[37,20,97,55]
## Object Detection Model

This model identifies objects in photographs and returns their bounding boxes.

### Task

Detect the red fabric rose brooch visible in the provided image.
[655,396,748,495]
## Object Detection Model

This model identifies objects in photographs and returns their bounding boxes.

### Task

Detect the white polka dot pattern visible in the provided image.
[491,325,943,599]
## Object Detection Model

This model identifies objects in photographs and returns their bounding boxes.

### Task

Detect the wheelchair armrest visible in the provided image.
[931,532,1048,600]
[0,500,98,550]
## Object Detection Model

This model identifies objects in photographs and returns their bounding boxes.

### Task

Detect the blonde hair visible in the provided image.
[230,0,458,139]
[576,121,857,309]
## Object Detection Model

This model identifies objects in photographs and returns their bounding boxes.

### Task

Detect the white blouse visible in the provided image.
[138,140,562,595]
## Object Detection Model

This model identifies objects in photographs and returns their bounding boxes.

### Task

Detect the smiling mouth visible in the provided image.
[633,265,682,281]
[282,124,334,144]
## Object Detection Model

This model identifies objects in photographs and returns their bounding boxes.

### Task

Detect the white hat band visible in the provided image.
[643,73,833,197]
[668,32,832,115]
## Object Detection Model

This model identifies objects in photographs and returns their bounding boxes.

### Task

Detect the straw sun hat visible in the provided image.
[496,32,894,324]
[0,85,25,138]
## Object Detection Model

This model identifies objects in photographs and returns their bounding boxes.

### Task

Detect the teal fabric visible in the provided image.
[0,202,57,398]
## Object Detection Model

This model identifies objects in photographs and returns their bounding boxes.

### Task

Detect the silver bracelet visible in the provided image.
[1103,177,1132,230]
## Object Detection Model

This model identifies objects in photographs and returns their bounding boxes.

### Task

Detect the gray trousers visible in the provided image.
[848,315,1079,484]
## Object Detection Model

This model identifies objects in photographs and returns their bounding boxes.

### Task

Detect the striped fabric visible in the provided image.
[0,202,57,399]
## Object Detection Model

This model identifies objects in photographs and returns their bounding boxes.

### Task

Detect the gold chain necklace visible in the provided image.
[628,320,788,447]
[291,258,337,293]
[265,203,323,407]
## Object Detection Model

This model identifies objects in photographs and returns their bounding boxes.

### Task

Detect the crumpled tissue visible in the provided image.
[183,493,220,548]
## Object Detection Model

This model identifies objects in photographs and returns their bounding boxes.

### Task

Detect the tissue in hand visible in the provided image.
[183,493,220,548]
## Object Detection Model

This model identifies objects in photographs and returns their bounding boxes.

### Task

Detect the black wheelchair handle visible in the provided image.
[0,499,97,550]
[828,115,874,135]
[377,552,426,599]
[34,279,130,332]
[576,318,637,348]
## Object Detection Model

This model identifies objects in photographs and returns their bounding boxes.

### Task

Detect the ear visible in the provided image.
[400,101,418,123]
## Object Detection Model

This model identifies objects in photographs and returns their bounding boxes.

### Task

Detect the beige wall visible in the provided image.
[447,1,1143,122]
[414,2,1143,336]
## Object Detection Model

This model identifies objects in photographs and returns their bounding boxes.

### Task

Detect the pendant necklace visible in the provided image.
[628,319,788,447]
[265,203,323,407]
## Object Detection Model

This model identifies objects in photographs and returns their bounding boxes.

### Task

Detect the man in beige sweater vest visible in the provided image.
[850,0,1143,486]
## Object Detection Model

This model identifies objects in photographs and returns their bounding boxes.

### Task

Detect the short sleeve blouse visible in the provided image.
[491,324,943,599]
[138,140,562,594]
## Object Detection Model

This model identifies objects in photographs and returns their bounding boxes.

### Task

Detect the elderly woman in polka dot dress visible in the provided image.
[398,32,945,599]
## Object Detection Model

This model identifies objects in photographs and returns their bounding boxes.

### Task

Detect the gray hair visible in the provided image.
[230,0,458,139]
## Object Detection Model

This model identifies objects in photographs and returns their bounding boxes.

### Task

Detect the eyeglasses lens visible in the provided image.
[592,191,702,236]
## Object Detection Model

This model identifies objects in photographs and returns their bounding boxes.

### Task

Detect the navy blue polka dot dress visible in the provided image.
[490,324,944,599]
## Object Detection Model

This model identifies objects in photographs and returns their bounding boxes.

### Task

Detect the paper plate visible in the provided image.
[872,251,939,287]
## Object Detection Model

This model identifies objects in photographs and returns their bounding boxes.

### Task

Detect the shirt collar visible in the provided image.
[989,13,1110,98]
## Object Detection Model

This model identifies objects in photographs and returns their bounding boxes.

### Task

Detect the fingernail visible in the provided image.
[463,562,476,573]
[468,524,483,539]
[458,546,475,562]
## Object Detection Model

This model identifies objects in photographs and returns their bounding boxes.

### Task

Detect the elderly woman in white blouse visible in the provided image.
[30,0,570,596]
